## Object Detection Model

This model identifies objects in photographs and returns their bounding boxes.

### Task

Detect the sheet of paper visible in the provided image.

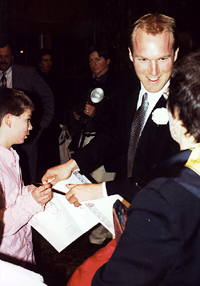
[29,173,98,252]
[30,192,99,252]
[29,173,123,252]
[84,194,123,235]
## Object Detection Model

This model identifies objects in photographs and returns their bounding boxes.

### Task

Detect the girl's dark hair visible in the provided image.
[168,50,200,142]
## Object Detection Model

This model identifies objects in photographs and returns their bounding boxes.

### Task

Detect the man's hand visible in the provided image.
[65,183,103,207]
[84,103,96,118]
[31,183,53,206]
[42,159,78,186]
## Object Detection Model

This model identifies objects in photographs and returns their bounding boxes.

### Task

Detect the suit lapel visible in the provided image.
[12,64,22,88]
[124,89,168,156]
[153,95,167,109]
[12,64,17,87]
[133,94,168,158]
[142,94,167,135]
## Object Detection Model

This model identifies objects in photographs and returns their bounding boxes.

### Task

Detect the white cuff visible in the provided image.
[102,182,108,197]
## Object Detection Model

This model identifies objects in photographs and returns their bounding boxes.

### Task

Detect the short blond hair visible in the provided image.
[129,13,178,54]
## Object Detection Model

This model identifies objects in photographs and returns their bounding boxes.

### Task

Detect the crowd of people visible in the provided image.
[1,12,200,286]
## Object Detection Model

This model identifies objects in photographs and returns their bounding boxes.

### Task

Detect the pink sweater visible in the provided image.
[0,145,43,263]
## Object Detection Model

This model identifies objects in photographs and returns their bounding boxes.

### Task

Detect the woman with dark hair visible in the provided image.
[67,50,200,286]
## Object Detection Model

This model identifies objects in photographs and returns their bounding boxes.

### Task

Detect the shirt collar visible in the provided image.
[137,80,170,117]
[0,145,19,167]
[0,66,12,77]
[140,80,170,98]
[95,70,109,84]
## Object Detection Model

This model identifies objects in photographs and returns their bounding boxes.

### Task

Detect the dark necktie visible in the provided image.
[127,93,149,178]
[0,72,7,89]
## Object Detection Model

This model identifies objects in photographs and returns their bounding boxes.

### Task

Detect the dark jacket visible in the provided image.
[69,69,118,151]
[12,63,54,131]
[73,82,179,202]
[92,149,200,286]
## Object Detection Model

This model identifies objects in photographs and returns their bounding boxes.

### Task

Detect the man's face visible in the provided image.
[130,28,179,93]
[89,51,110,78]
[0,45,14,72]
[39,54,52,73]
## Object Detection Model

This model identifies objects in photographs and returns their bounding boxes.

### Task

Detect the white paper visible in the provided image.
[29,173,122,252]
[84,194,123,236]
[30,192,99,252]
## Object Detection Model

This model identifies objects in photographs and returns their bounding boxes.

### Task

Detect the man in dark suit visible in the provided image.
[0,42,54,184]
[42,13,179,203]
[91,50,200,285]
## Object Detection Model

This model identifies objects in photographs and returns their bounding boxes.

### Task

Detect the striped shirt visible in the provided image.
[0,145,43,263]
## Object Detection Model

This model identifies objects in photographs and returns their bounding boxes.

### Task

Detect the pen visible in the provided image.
[34,182,66,196]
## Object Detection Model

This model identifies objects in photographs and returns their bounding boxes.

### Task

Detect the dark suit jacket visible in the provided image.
[92,149,200,286]
[12,64,54,129]
[106,87,180,201]
[73,84,179,202]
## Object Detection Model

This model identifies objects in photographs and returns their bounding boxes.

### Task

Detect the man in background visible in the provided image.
[0,41,54,184]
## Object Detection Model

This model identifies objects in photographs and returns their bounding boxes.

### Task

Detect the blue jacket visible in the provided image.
[92,149,200,285]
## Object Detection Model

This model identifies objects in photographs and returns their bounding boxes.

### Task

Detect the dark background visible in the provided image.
[1,1,200,285]
[1,0,200,89]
